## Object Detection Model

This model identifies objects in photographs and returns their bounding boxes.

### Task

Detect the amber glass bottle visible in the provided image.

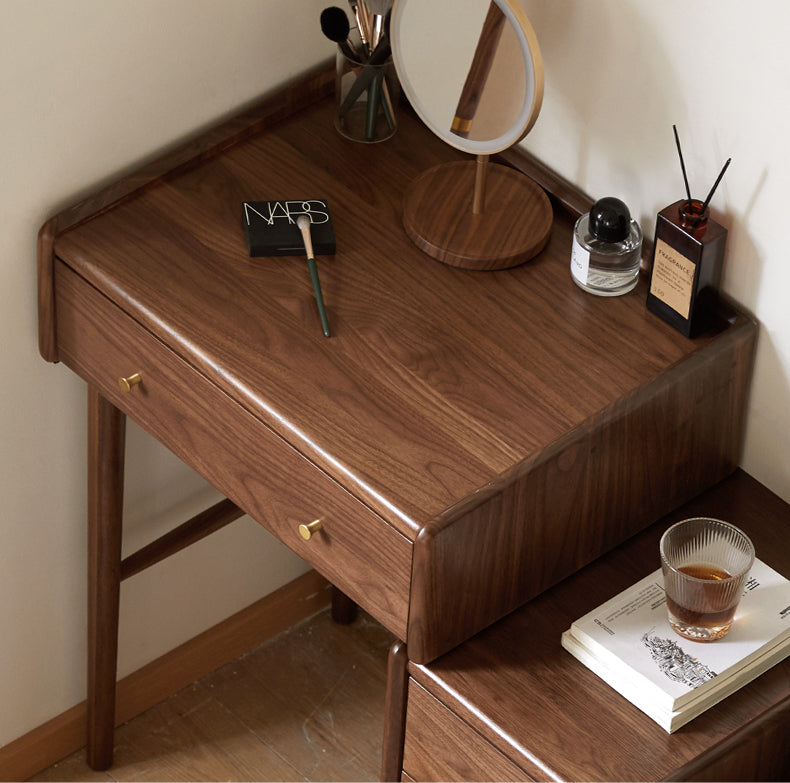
[646,199,727,337]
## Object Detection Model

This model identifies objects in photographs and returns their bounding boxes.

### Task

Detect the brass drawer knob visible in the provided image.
[119,372,143,392]
[298,519,323,540]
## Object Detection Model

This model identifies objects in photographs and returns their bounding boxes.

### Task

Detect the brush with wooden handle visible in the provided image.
[363,0,392,140]
[296,215,331,338]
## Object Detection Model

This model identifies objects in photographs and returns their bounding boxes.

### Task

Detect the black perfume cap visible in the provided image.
[589,197,631,242]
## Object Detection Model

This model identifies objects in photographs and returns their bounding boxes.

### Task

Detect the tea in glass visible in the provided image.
[660,518,754,642]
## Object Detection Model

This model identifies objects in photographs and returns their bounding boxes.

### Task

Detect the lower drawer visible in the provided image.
[54,259,411,638]
[402,680,532,782]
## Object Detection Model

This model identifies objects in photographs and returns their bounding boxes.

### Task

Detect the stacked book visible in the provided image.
[562,557,790,732]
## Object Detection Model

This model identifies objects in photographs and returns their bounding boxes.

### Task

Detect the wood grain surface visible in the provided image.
[36,61,336,363]
[406,471,790,782]
[86,388,126,771]
[407,302,756,661]
[381,640,409,782]
[401,160,553,268]
[43,62,757,664]
[55,261,411,639]
[402,680,530,782]
[48,94,753,537]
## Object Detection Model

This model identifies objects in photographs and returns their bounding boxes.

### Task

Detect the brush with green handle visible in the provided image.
[296,215,331,338]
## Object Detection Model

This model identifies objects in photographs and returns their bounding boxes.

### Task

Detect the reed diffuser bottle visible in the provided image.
[647,127,730,337]
[646,200,727,337]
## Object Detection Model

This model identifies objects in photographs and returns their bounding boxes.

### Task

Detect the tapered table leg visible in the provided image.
[86,387,126,770]
[331,585,358,625]
[380,640,409,782]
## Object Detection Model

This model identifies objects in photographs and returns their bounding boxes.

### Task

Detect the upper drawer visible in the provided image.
[54,259,411,639]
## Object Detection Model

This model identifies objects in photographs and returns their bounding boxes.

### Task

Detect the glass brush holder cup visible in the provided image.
[334,47,400,143]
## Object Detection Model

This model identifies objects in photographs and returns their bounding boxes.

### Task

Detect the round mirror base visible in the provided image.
[402,161,552,270]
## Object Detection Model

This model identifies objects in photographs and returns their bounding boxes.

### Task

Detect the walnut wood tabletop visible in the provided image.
[401,470,790,782]
[38,62,757,770]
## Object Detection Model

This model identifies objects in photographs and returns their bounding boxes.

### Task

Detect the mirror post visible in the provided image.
[473,154,489,215]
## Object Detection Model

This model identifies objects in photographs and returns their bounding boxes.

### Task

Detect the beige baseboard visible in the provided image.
[0,570,331,782]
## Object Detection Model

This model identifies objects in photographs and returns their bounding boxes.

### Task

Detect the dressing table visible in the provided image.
[38,61,757,771]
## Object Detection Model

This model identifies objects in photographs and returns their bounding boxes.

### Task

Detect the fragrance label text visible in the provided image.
[650,239,695,318]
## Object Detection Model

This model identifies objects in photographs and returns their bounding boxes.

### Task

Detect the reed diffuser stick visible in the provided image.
[672,125,692,203]
[700,157,732,215]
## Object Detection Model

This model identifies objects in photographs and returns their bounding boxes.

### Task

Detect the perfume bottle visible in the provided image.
[646,199,727,338]
[570,197,643,296]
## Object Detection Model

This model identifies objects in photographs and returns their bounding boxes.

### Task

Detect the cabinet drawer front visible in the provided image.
[402,680,531,782]
[54,260,410,638]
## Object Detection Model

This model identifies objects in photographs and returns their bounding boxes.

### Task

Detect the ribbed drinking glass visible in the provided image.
[660,517,755,642]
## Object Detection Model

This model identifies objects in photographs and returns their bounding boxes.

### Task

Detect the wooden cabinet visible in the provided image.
[398,471,790,782]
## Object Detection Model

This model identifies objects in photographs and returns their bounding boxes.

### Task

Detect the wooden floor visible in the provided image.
[31,609,395,782]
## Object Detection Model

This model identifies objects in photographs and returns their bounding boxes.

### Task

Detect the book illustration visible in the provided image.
[641,630,717,687]
[242,199,336,257]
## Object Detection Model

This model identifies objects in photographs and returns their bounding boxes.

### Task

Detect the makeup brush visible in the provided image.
[359,1,393,138]
[296,215,331,338]
[365,0,391,49]
[347,0,372,57]
[320,6,358,60]
[338,33,391,117]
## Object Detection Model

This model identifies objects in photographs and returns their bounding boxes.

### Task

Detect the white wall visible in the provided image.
[0,0,329,747]
[1,0,788,751]
[520,0,790,500]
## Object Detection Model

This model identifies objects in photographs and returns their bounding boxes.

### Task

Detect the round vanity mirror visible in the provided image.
[391,0,552,270]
